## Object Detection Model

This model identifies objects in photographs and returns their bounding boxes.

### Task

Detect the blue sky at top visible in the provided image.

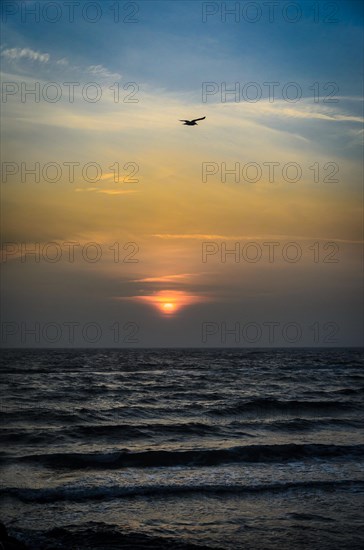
[1,0,363,96]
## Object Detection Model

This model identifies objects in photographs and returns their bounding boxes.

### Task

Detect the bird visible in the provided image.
[179,116,206,126]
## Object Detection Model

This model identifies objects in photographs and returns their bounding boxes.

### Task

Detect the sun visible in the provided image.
[161,302,175,314]
[121,289,210,317]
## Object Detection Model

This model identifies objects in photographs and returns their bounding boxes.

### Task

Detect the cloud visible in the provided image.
[75,188,139,195]
[115,290,212,313]
[86,64,121,80]
[1,47,50,63]
[134,273,206,283]
[151,234,363,244]
[152,233,236,240]
[272,107,363,124]
[218,99,364,126]
[56,58,69,66]
[1,48,121,83]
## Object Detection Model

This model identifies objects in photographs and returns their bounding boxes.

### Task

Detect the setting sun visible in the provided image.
[119,289,210,317]
[161,302,176,314]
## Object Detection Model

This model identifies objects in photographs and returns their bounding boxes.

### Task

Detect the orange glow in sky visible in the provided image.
[126,290,209,316]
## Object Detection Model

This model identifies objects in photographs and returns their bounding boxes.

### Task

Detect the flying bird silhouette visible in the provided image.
[179,116,206,126]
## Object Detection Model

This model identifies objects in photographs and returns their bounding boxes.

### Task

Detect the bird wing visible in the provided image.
[191,116,206,122]
[179,120,189,122]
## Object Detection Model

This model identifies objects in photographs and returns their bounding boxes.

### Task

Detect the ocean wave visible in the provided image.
[4,443,363,470]
[1,479,362,503]
[3,521,221,549]
[209,398,359,416]
[0,422,226,446]
[256,417,363,431]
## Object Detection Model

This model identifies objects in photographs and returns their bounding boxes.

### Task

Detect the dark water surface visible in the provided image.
[1,348,363,549]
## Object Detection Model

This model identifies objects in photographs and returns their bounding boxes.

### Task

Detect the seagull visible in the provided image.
[179,116,206,126]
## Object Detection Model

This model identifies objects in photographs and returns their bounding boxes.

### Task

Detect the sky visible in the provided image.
[1,0,363,347]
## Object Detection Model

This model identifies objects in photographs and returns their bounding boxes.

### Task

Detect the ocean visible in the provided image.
[0,348,363,549]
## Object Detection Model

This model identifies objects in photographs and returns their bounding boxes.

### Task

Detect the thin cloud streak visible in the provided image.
[152,234,364,244]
